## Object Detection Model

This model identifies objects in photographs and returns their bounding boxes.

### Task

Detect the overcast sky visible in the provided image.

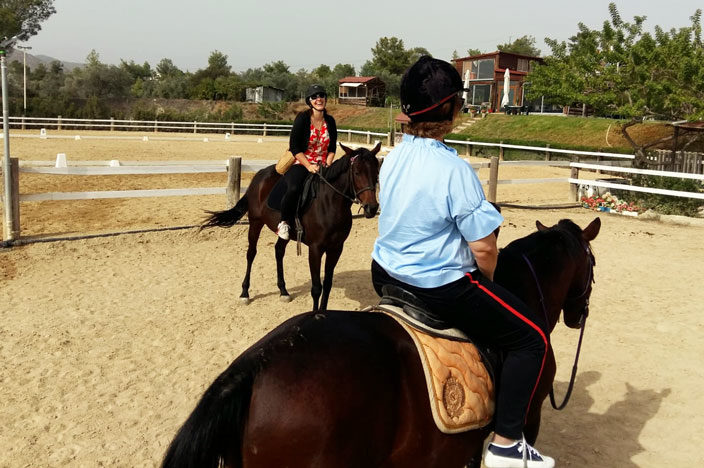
[21,0,703,73]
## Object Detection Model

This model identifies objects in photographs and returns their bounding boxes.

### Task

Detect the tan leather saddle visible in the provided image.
[369,285,496,434]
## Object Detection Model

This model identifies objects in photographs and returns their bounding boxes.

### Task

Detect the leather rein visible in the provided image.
[522,245,594,410]
[315,154,376,205]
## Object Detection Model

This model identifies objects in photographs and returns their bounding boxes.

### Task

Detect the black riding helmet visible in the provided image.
[400,55,465,122]
[305,84,327,107]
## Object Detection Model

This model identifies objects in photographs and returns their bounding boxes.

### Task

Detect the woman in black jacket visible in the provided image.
[277,84,338,240]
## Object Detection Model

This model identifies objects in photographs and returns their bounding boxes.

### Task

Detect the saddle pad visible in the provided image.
[380,309,495,434]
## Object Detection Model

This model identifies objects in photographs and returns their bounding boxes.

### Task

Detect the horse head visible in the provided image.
[536,217,601,329]
[340,142,380,218]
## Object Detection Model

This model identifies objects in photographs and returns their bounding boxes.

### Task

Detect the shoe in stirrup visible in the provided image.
[277,221,290,240]
[484,438,555,468]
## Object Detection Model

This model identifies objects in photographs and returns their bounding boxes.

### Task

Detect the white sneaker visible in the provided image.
[277,221,290,240]
[484,440,555,468]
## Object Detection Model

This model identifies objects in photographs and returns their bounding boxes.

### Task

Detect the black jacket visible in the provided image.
[289,110,337,156]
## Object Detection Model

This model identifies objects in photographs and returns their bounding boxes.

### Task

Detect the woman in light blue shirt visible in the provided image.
[371,56,554,468]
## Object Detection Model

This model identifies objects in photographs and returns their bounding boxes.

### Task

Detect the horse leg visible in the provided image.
[307,245,323,313]
[240,220,264,304]
[274,237,291,302]
[319,243,343,312]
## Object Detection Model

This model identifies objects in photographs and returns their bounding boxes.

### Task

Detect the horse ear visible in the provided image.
[536,220,549,231]
[340,144,354,156]
[371,141,382,155]
[582,217,601,242]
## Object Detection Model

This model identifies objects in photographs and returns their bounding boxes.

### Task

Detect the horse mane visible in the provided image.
[323,153,352,182]
[500,219,592,265]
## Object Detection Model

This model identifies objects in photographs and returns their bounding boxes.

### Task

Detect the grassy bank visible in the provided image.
[449,114,677,153]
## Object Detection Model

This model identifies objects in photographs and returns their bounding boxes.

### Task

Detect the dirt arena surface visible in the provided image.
[1,131,703,467]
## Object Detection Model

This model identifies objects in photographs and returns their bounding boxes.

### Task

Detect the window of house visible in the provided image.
[470,84,492,105]
[466,59,494,80]
[517,58,529,72]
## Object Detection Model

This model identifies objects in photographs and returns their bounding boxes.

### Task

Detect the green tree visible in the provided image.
[497,35,541,56]
[62,50,132,99]
[155,58,183,77]
[527,3,704,165]
[366,36,429,75]
[466,48,482,56]
[0,0,55,42]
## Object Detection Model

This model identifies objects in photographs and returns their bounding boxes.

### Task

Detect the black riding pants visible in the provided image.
[280,165,309,225]
[371,260,548,440]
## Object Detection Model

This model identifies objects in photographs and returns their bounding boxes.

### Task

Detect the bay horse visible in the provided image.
[165,217,600,468]
[201,143,380,312]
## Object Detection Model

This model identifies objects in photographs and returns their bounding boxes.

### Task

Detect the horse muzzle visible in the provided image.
[363,203,379,218]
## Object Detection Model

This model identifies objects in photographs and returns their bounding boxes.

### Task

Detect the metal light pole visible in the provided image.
[1,35,19,241]
[16,45,31,115]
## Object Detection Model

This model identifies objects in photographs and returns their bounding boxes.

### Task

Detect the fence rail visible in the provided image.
[6,116,392,144]
[3,152,703,241]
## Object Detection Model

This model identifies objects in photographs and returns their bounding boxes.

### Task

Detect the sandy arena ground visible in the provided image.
[1,131,703,467]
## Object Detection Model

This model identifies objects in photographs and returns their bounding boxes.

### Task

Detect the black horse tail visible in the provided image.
[200,194,249,230]
[161,360,255,468]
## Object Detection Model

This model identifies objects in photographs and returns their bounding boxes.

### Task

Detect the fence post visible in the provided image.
[110,117,115,131]
[21,116,25,130]
[154,120,158,133]
[465,142,471,157]
[226,157,242,209]
[57,115,62,131]
[263,123,267,137]
[2,158,20,241]
[193,121,197,134]
[366,131,371,144]
[386,131,391,147]
[545,144,551,161]
[499,141,504,161]
[570,155,580,201]
[348,129,351,142]
[487,156,499,203]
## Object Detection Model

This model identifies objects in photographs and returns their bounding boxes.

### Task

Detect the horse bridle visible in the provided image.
[522,244,594,410]
[316,154,376,205]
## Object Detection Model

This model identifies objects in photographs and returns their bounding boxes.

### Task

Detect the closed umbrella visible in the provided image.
[501,68,510,109]
[462,70,470,104]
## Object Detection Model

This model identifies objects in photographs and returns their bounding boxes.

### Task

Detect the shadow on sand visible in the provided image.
[538,370,671,467]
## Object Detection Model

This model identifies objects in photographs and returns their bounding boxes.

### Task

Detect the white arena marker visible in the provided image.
[225,133,231,140]
[257,138,263,143]
[143,136,149,141]
[74,135,81,140]
[40,128,47,138]
[55,153,67,168]
[203,137,209,142]
[109,160,120,167]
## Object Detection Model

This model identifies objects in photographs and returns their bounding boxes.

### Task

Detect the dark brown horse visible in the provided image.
[201,143,380,312]
[164,217,600,468]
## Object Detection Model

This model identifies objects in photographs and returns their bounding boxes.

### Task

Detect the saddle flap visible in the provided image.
[371,307,495,434]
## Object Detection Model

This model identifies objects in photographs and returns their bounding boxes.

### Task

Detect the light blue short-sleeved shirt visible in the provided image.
[372,134,504,288]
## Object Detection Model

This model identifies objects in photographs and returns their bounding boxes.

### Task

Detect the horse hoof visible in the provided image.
[279,295,292,303]
[239,297,251,305]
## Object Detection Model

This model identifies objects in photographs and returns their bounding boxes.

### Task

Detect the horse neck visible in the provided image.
[498,245,571,333]
[320,157,354,203]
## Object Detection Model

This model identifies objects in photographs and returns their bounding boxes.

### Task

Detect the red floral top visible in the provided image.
[295,121,330,165]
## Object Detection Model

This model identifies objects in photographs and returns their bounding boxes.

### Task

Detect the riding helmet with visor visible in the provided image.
[400,55,466,122]
[305,84,327,106]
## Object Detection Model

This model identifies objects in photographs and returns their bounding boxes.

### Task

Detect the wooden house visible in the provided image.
[452,51,544,112]
[338,77,386,107]
[245,86,285,103]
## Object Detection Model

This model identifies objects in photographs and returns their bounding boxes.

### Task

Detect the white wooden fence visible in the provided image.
[2,141,703,241]
[6,116,392,145]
